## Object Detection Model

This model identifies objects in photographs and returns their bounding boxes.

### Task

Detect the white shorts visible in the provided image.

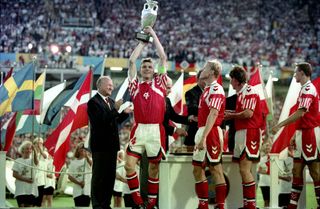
[233,128,262,161]
[192,126,224,166]
[294,126,320,161]
[127,123,165,162]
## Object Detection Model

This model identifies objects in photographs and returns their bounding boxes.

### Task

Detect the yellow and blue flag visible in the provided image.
[0,63,35,116]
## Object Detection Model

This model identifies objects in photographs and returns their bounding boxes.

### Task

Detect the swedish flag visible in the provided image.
[0,63,34,116]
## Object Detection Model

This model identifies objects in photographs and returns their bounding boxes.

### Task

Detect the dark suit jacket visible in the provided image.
[184,84,203,145]
[87,94,128,152]
[163,97,189,151]
[224,94,237,152]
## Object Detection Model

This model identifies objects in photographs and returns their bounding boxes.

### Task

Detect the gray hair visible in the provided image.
[96,76,112,89]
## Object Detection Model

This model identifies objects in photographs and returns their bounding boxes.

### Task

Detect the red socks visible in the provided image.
[215,183,227,209]
[195,180,209,209]
[243,181,256,209]
[147,177,159,209]
[287,177,303,209]
[126,172,144,205]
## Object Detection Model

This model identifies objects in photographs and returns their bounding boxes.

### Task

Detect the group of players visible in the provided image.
[121,26,320,209]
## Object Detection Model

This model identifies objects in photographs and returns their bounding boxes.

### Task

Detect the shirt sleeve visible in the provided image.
[208,86,225,111]
[154,73,169,90]
[241,94,258,111]
[128,76,139,98]
[298,87,315,111]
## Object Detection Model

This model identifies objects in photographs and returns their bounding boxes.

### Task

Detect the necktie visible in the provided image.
[105,97,111,109]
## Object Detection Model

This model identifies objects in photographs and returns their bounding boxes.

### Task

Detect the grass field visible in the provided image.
[6,184,317,208]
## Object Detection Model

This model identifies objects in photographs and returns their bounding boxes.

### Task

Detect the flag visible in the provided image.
[44,69,92,173]
[43,60,104,125]
[4,67,14,83]
[175,61,196,72]
[40,82,66,124]
[247,66,269,117]
[9,82,66,136]
[0,62,34,116]
[0,67,14,150]
[265,74,274,121]
[24,71,46,115]
[1,112,22,151]
[182,75,197,115]
[313,77,320,94]
[270,77,300,158]
[168,73,184,114]
[110,77,131,103]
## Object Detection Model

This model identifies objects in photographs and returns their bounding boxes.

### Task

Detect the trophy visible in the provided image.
[135,0,158,43]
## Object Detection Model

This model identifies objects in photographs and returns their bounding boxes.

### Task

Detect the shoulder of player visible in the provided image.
[209,83,224,93]
[244,84,258,95]
[301,82,317,95]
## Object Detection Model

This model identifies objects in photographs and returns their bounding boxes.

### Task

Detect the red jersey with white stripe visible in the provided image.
[296,81,320,129]
[128,73,168,124]
[198,81,225,127]
[235,84,263,130]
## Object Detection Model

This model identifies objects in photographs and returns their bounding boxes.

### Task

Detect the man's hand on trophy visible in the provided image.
[143,26,156,37]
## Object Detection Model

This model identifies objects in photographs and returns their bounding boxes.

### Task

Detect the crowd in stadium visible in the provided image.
[1,0,319,70]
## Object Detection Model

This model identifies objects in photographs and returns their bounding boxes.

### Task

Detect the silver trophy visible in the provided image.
[135,0,158,43]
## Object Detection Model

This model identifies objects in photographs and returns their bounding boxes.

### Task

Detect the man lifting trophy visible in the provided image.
[135,0,158,42]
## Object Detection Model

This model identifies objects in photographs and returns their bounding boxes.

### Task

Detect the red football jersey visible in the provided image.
[198,81,225,127]
[296,81,320,129]
[235,84,263,130]
[128,74,168,124]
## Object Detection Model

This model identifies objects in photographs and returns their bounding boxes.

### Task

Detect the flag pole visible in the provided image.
[38,66,47,139]
[102,55,107,76]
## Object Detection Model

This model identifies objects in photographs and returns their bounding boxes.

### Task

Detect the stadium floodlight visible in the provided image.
[65,45,72,53]
[28,43,33,50]
[50,44,59,54]
[110,67,123,71]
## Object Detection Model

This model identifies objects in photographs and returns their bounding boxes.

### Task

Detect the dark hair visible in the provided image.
[296,62,312,77]
[229,66,247,84]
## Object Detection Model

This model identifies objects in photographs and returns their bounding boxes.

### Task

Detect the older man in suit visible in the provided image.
[184,70,206,146]
[87,76,131,209]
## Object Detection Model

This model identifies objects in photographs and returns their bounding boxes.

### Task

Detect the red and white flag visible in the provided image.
[270,77,300,158]
[248,66,269,119]
[44,70,92,173]
[168,73,184,115]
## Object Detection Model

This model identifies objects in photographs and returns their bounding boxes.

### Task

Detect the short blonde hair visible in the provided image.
[18,141,32,154]
[207,60,222,77]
